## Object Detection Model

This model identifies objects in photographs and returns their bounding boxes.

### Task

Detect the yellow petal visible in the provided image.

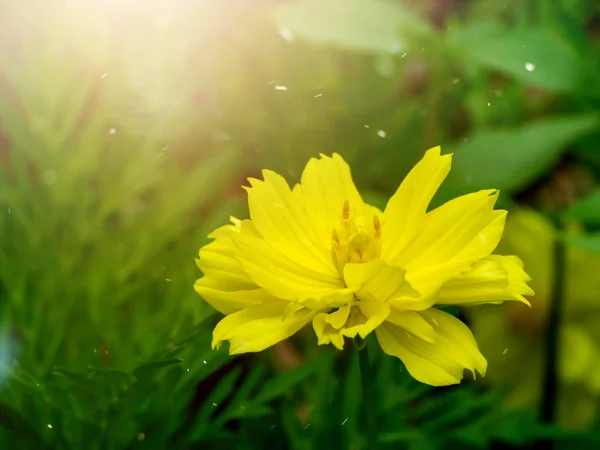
[325,303,353,329]
[282,302,306,320]
[344,259,418,303]
[212,302,315,354]
[399,189,500,268]
[299,153,366,249]
[312,302,391,349]
[436,255,533,306]
[233,232,351,304]
[245,170,335,275]
[195,219,269,314]
[457,210,507,261]
[392,190,503,310]
[312,304,352,350]
[376,308,487,386]
[196,221,256,290]
[194,278,273,315]
[341,302,391,339]
[385,309,435,343]
[312,315,346,350]
[381,146,452,262]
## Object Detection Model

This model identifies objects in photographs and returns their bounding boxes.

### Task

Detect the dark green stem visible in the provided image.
[356,339,379,450]
[540,219,566,429]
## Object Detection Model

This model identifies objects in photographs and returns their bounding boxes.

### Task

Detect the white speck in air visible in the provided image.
[279,27,295,42]
[274,85,288,91]
[525,62,535,72]
[377,130,387,138]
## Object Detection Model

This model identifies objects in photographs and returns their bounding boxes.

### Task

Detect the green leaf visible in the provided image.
[563,189,600,225]
[449,22,582,92]
[272,0,430,54]
[52,368,96,391]
[562,234,600,255]
[189,366,243,441]
[87,366,135,394]
[132,359,183,381]
[380,430,423,443]
[252,354,325,405]
[281,406,310,450]
[221,366,266,422]
[361,190,388,210]
[0,402,50,449]
[445,114,600,195]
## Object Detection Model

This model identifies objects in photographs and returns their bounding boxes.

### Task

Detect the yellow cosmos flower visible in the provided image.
[194,147,533,386]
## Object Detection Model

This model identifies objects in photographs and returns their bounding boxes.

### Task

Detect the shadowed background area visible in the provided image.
[1,0,600,449]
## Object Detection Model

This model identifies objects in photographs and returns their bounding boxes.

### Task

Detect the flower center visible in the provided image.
[330,200,381,276]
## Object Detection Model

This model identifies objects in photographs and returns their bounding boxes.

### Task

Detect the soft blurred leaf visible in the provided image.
[52,368,97,392]
[189,366,243,441]
[272,0,430,54]
[132,359,183,381]
[0,403,50,450]
[563,189,600,225]
[281,406,310,450]
[252,354,325,405]
[380,430,423,443]
[449,22,582,92]
[562,234,600,255]
[362,190,388,210]
[446,114,600,195]
[221,366,266,422]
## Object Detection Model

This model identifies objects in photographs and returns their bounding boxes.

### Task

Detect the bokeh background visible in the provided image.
[2,0,600,449]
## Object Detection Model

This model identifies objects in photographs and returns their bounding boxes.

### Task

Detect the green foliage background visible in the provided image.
[1,0,600,448]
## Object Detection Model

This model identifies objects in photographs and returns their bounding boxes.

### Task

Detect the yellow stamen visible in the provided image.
[342,200,350,220]
[332,229,340,245]
[373,215,381,234]
[330,202,381,276]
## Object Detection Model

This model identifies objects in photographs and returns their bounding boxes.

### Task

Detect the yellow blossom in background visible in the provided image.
[466,208,600,429]
[194,147,533,386]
